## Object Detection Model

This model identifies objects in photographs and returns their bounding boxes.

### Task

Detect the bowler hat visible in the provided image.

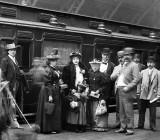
[117,51,124,57]
[146,56,156,62]
[101,48,112,54]
[70,50,81,58]
[46,48,60,60]
[6,43,18,50]
[124,47,135,55]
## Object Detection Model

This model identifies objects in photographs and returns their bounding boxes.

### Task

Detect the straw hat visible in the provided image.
[89,59,101,68]
[6,43,18,50]
[146,56,156,62]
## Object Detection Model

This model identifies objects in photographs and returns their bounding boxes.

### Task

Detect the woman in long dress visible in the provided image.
[62,51,88,132]
[36,48,61,134]
[88,59,110,132]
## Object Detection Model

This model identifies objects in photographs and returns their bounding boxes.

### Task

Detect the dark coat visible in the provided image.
[1,56,28,110]
[1,56,21,91]
[138,63,146,72]
[62,62,89,92]
[36,65,61,133]
[88,70,110,101]
[101,61,115,100]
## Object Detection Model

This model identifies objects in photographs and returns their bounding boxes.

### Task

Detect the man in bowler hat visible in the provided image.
[135,56,160,131]
[1,43,24,128]
[115,47,139,135]
[110,51,124,129]
[99,47,115,127]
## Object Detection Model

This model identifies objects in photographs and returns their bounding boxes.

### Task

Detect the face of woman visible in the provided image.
[50,59,57,67]
[91,65,100,72]
[72,56,80,65]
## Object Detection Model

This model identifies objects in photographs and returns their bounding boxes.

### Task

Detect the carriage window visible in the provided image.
[43,40,80,65]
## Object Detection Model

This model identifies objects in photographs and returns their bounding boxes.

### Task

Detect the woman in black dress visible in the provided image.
[36,48,61,134]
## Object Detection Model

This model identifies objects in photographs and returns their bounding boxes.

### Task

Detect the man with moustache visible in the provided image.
[115,47,139,135]
[110,51,124,129]
[135,56,160,131]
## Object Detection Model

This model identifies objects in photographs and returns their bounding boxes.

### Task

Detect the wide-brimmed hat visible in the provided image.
[46,48,60,60]
[101,48,112,54]
[124,47,135,55]
[89,59,101,67]
[117,51,124,57]
[6,43,18,50]
[146,56,156,62]
[70,50,81,58]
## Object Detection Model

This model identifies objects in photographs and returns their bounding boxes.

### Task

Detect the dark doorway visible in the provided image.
[16,41,31,71]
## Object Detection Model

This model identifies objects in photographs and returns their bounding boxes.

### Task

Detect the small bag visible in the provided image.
[95,100,107,116]
[45,102,55,115]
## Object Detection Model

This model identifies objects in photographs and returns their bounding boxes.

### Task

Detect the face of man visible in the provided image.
[147,61,155,69]
[102,53,110,62]
[118,56,124,65]
[133,57,140,64]
[72,56,80,65]
[8,49,16,57]
[124,54,132,62]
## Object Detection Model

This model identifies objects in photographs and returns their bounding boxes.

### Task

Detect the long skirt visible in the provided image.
[90,100,108,131]
[67,101,87,125]
[35,85,61,133]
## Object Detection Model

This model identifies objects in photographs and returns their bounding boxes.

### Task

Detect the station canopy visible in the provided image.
[1,0,160,29]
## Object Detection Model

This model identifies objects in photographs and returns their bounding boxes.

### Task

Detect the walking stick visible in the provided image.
[1,81,32,128]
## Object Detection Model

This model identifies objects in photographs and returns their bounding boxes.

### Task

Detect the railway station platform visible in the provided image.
[4,107,160,140]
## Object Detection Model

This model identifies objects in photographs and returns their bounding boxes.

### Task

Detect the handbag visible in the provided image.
[45,102,55,115]
[95,100,107,116]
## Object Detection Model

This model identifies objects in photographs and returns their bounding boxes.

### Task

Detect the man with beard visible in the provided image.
[111,51,124,129]
[115,47,139,135]
[135,56,160,131]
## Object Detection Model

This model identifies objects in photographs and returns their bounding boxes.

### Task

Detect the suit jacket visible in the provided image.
[101,61,115,100]
[1,56,21,90]
[120,61,140,99]
[139,68,160,101]
[110,64,122,94]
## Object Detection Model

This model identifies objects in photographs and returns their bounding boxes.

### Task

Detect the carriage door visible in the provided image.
[16,41,31,71]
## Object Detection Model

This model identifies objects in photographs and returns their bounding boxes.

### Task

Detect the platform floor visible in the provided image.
[5,107,160,140]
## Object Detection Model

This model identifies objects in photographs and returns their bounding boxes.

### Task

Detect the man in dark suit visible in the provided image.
[99,47,115,130]
[115,47,139,135]
[1,43,23,128]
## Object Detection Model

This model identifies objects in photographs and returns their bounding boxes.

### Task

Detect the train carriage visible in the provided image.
[0,1,160,119]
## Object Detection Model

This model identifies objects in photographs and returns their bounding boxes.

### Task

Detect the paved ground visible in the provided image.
[5,107,160,140]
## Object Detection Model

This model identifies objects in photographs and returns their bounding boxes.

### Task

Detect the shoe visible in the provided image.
[115,128,126,133]
[125,130,134,135]
[150,127,156,132]
[134,126,143,129]
[112,124,120,129]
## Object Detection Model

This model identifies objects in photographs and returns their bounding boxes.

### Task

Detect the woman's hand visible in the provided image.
[49,95,53,102]
[80,69,85,74]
